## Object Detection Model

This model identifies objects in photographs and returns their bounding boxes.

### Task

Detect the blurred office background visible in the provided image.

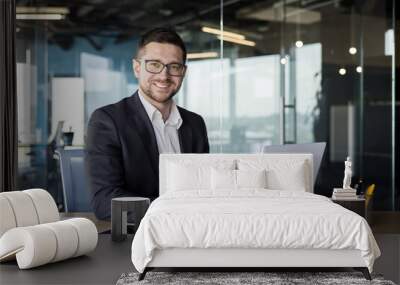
[14,0,398,211]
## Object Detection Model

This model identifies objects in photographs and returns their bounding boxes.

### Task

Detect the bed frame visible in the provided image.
[137,154,372,281]
[139,248,371,280]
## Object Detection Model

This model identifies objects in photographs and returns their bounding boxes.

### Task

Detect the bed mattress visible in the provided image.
[131,190,380,273]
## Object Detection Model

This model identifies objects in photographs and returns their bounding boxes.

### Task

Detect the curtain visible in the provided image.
[396,2,399,210]
[0,0,17,192]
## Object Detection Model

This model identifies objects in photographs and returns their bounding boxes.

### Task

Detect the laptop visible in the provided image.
[262,142,326,185]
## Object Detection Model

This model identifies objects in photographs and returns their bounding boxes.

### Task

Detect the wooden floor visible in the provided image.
[369,211,400,234]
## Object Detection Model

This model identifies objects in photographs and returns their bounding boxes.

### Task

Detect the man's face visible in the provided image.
[133,42,186,104]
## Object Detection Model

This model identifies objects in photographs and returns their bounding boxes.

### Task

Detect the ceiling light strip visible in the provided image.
[202,26,245,40]
[187,52,219,59]
[16,6,69,14]
[16,14,65,20]
[217,35,256,47]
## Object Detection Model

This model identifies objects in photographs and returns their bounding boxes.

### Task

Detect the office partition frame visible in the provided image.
[0,0,17,192]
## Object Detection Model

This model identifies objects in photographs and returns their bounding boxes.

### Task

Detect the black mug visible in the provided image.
[62,132,74,146]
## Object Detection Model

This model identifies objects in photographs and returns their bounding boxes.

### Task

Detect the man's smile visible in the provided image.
[153,81,172,90]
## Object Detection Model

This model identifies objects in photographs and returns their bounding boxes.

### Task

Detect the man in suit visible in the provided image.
[85,28,209,220]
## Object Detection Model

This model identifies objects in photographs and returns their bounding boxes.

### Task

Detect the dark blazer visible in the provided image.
[85,92,209,220]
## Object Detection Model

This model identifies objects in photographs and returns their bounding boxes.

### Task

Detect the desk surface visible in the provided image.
[0,234,134,285]
[60,212,111,233]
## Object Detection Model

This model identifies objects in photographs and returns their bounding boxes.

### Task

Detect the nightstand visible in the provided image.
[111,197,150,242]
[331,197,366,218]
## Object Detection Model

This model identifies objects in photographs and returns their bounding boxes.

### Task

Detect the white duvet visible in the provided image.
[131,190,380,273]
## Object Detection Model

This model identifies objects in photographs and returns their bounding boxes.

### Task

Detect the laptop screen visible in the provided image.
[262,142,326,185]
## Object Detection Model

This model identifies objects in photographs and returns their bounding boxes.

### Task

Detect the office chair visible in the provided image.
[54,148,91,212]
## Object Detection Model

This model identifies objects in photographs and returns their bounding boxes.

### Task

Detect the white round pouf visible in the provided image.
[23,189,59,224]
[1,192,39,227]
[42,221,79,262]
[64,218,98,257]
[0,226,57,269]
[0,190,98,269]
[0,195,17,237]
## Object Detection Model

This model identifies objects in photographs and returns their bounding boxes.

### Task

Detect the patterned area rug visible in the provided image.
[116,271,396,285]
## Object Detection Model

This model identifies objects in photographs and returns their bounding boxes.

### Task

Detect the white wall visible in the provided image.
[51,77,85,146]
[17,62,37,144]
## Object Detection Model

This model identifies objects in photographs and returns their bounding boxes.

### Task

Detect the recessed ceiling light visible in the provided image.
[158,9,173,16]
[339,68,346,75]
[349,47,357,55]
[356,66,362,73]
[295,40,303,48]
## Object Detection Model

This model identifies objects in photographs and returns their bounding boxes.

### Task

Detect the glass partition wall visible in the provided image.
[15,0,397,211]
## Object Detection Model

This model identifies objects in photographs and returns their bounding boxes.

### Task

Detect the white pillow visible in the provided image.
[237,159,308,191]
[166,160,236,192]
[167,162,209,191]
[211,168,268,190]
[211,168,236,190]
[236,169,267,189]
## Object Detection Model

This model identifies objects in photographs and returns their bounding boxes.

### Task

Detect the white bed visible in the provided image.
[131,154,380,280]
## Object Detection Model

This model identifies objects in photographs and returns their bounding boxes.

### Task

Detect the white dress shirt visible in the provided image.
[138,91,182,154]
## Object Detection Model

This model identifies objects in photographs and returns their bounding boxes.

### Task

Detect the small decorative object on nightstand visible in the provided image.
[342,156,354,190]
[331,197,366,217]
[111,197,150,242]
[332,187,357,200]
[331,156,368,218]
[332,156,357,200]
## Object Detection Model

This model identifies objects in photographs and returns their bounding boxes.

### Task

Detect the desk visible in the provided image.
[0,234,133,285]
[60,212,111,233]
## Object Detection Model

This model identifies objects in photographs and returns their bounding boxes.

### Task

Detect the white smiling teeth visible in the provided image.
[155,82,169,88]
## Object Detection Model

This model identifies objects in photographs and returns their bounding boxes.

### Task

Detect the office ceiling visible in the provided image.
[15,0,387,56]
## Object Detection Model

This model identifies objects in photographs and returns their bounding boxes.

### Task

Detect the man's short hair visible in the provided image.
[136,27,187,63]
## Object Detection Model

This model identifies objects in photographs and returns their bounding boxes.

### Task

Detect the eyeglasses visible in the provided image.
[137,59,186,77]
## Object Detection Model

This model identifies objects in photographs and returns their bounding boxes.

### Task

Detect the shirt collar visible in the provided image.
[138,90,182,129]
[168,102,183,129]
